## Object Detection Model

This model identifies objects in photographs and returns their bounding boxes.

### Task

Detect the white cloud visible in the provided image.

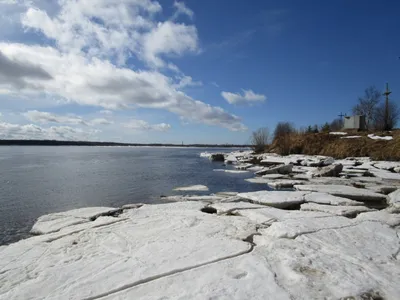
[23,110,88,125]
[211,82,220,88]
[221,89,266,105]
[173,75,202,89]
[99,110,113,115]
[124,119,171,131]
[0,43,246,131]
[0,0,248,138]
[0,121,98,140]
[89,118,113,125]
[142,21,198,67]
[172,1,194,20]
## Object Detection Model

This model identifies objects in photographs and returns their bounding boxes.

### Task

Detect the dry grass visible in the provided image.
[269,130,400,161]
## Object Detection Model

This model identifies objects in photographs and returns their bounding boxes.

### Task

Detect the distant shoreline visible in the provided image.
[0,140,250,148]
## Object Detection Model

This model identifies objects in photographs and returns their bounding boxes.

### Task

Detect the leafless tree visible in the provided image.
[352,86,381,130]
[273,122,296,155]
[330,118,344,131]
[373,101,400,131]
[273,122,296,140]
[251,127,270,153]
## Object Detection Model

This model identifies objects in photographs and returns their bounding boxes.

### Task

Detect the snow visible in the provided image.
[237,191,308,208]
[304,192,364,206]
[367,134,393,140]
[294,184,388,202]
[300,202,375,217]
[246,166,264,172]
[173,185,209,191]
[329,132,347,135]
[341,135,362,139]
[30,207,119,235]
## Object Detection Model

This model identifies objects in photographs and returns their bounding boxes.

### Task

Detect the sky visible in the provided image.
[0,0,399,144]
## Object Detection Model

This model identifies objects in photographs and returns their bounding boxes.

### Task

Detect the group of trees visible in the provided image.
[352,86,399,131]
[251,85,398,153]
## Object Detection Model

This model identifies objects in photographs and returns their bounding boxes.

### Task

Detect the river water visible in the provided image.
[0,146,265,245]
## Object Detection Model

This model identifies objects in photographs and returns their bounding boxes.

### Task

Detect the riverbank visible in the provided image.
[1,150,400,299]
[269,130,400,160]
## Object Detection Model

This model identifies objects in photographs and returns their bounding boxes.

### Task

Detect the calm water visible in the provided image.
[0,146,266,245]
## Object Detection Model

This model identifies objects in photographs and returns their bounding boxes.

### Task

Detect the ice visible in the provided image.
[304,192,364,206]
[356,210,400,227]
[173,185,209,191]
[213,169,249,173]
[30,207,120,235]
[267,180,306,189]
[295,184,388,202]
[254,221,400,299]
[237,191,308,208]
[161,195,223,202]
[373,161,400,171]
[0,202,256,300]
[99,254,291,300]
[244,177,271,184]
[209,202,266,214]
[300,202,375,217]
[260,215,353,238]
[237,207,332,225]
[330,131,347,135]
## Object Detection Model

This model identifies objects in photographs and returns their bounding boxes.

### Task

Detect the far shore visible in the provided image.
[0,139,250,148]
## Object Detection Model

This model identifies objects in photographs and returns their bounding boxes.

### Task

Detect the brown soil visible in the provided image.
[268,130,400,161]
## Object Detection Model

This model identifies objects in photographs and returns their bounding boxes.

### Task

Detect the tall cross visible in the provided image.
[383,83,392,131]
[338,112,345,120]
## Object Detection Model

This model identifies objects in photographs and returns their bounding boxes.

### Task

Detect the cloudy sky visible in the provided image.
[0,0,399,143]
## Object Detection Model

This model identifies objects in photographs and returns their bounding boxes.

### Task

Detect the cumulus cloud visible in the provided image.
[172,1,194,20]
[89,118,114,125]
[0,43,246,131]
[142,21,198,67]
[0,0,247,137]
[123,120,171,131]
[221,89,266,105]
[23,110,88,126]
[0,121,98,140]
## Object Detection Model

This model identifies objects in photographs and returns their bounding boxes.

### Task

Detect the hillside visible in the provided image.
[269,130,400,161]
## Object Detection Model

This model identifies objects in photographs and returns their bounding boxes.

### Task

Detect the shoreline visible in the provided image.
[1,150,400,299]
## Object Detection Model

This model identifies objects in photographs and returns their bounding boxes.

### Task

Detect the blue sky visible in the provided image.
[0,0,399,144]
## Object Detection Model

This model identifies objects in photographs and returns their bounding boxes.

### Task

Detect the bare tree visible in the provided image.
[251,127,269,153]
[373,101,400,131]
[273,122,296,155]
[352,86,381,130]
[273,122,296,140]
[330,118,344,131]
